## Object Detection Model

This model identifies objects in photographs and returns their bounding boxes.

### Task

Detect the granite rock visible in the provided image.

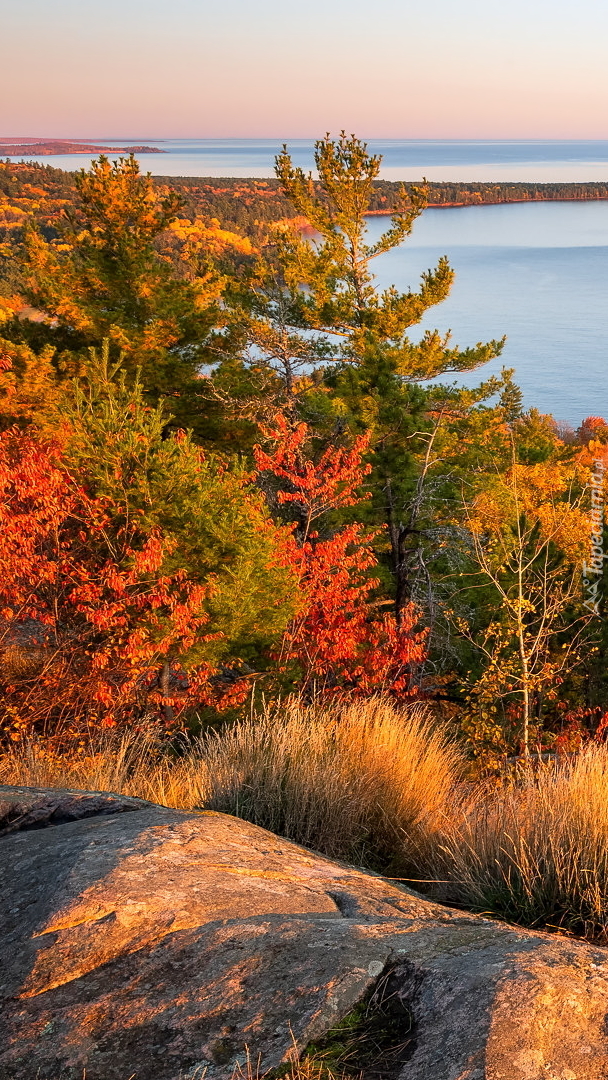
[1,785,608,1080]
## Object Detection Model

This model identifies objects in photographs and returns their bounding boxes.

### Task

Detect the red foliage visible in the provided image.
[577,416,608,445]
[255,415,372,538]
[0,429,246,737]
[255,418,427,697]
[549,706,608,752]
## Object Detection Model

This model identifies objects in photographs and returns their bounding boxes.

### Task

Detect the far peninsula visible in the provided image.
[0,140,164,155]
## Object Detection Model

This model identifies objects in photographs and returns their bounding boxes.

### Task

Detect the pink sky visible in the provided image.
[2,0,608,139]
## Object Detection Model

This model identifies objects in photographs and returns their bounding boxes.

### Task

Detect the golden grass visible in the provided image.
[433,745,608,940]
[8,700,608,941]
[0,697,462,876]
[0,727,209,810]
[201,697,462,873]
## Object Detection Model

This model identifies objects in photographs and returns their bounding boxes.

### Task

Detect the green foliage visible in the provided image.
[301,965,414,1079]
[216,134,506,633]
[1,140,606,742]
[498,368,524,423]
[55,345,299,666]
[265,136,505,630]
[274,133,504,377]
[9,155,226,434]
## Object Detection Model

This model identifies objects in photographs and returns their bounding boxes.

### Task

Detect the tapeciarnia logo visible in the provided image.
[583,459,606,616]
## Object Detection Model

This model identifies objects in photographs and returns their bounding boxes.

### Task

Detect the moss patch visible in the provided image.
[303,963,415,1080]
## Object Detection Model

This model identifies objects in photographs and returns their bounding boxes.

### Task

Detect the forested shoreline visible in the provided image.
[3,157,608,244]
[107,174,608,225]
[4,158,608,298]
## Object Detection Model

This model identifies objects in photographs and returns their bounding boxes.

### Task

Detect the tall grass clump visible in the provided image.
[1,697,462,877]
[0,727,209,811]
[433,744,608,941]
[199,696,462,875]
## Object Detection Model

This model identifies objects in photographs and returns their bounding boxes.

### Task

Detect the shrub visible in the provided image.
[432,745,608,940]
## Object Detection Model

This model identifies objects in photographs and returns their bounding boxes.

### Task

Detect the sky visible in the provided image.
[3,0,608,139]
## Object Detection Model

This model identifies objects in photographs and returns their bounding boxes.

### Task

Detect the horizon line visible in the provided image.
[3,135,608,144]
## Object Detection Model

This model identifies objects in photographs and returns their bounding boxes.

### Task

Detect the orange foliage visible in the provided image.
[0,340,61,429]
[255,418,427,697]
[578,416,608,444]
[576,416,608,469]
[0,429,247,739]
[0,295,23,324]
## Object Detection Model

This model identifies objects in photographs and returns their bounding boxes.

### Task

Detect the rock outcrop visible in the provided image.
[2,784,608,1080]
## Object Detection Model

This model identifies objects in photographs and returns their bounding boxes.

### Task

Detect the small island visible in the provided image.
[0,139,164,155]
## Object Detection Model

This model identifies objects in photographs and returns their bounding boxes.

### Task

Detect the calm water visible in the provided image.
[368,201,608,426]
[4,139,608,422]
[6,138,608,182]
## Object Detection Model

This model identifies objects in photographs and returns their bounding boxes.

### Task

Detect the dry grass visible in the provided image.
[9,700,608,942]
[231,1050,347,1080]
[200,696,462,874]
[0,727,209,810]
[30,1056,344,1080]
[432,745,608,940]
[0,697,462,876]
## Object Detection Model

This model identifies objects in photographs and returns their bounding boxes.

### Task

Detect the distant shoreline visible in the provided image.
[0,141,164,155]
[3,161,608,243]
[366,195,608,212]
[155,175,608,225]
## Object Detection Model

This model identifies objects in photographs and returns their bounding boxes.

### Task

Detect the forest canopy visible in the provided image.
[0,137,605,763]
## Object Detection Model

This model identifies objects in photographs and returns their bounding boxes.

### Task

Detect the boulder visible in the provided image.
[1,784,608,1080]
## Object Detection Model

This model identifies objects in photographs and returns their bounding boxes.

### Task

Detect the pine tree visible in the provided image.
[250,133,506,623]
[8,155,225,434]
[498,368,524,423]
[274,134,503,377]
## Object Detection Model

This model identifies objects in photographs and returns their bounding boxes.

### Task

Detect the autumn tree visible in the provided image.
[221,134,506,627]
[578,416,608,442]
[0,347,300,736]
[254,417,427,696]
[7,156,226,433]
[0,339,60,431]
[0,429,232,735]
[54,347,299,667]
[445,426,594,757]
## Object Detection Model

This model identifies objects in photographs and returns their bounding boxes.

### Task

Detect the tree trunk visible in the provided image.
[160,661,174,725]
[385,479,413,627]
[518,625,530,757]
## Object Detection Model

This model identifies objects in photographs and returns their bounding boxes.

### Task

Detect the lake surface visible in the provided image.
[4,139,607,423]
[6,138,608,183]
[367,201,608,426]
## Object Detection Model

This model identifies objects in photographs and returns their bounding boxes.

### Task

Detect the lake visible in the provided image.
[6,137,608,182]
[367,201,608,426]
[4,139,608,423]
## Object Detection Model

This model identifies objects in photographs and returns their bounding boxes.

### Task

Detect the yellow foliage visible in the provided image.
[467,458,592,563]
[0,295,23,324]
[167,216,254,257]
[0,339,61,430]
